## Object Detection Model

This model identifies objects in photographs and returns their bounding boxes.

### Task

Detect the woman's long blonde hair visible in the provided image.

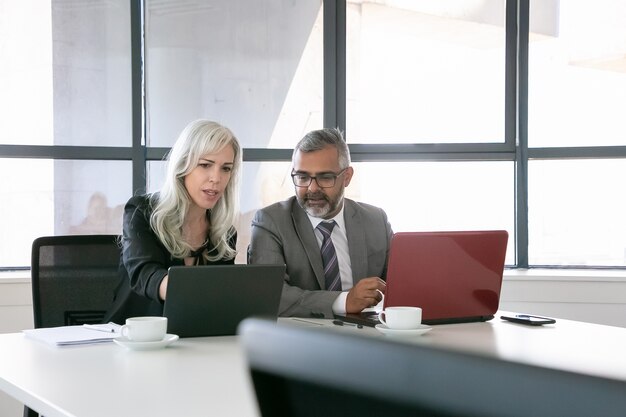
[149,119,241,261]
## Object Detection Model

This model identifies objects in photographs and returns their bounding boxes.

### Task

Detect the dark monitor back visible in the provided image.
[239,319,626,417]
[250,372,456,417]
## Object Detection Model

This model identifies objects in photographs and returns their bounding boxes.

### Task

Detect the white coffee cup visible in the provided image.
[120,316,167,342]
[378,307,422,330]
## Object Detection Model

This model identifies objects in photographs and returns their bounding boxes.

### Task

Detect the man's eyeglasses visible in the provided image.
[291,168,348,188]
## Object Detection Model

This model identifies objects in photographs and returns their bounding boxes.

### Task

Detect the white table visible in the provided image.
[0,333,259,417]
[1,313,626,417]
[291,313,626,382]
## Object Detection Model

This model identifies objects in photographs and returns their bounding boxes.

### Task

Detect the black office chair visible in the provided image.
[239,318,626,417]
[25,234,121,417]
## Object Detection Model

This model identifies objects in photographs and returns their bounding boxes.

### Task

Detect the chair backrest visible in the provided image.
[31,235,121,328]
[239,318,626,417]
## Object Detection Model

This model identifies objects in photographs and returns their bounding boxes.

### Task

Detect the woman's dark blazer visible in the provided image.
[104,194,236,324]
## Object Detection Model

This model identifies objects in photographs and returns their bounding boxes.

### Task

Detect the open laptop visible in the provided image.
[334,230,508,327]
[163,264,285,337]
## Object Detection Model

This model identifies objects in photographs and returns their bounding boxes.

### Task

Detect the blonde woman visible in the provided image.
[105,120,242,324]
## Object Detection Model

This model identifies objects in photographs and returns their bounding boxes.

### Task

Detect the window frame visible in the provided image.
[3,0,626,270]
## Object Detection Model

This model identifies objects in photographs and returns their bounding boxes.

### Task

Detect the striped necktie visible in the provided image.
[317,221,342,291]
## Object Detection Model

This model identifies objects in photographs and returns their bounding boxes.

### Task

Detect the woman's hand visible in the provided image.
[159,275,169,301]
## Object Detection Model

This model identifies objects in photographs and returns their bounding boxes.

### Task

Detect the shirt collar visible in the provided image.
[307,204,346,232]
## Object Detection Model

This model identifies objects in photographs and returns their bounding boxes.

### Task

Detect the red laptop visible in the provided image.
[335,230,509,326]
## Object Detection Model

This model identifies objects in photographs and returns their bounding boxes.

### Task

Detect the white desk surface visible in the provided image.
[0,333,258,417]
[291,313,626,382]
[1,312,626,417]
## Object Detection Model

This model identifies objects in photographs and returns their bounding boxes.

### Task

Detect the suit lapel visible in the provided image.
[344,200,367,282]
[291,200,326,289]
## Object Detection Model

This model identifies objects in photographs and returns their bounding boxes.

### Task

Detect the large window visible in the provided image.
[346,1,506,143]
[0,0,132,268]
[1,0,625,269]
[144,0,323,148]
[528,0,626,147]
[527,0,626,266]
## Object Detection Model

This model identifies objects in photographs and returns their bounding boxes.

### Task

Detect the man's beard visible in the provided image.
[297,190,342,219]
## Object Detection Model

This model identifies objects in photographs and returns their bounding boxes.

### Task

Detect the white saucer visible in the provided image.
[114,334,179,351]
[375,324,432,337]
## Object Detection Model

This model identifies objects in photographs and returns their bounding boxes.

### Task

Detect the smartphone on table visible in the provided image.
[500,314,556,326]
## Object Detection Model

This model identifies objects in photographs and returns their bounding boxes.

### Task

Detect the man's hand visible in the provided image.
[345,277,386,313]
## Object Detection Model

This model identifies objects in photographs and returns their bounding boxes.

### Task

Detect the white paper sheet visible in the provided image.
[23,323,121,347]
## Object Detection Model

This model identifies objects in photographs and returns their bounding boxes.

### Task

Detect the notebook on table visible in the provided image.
[163,264,285,337]
[334,230,508,327]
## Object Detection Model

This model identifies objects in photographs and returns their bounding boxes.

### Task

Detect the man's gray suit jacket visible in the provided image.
[248,196,393,318]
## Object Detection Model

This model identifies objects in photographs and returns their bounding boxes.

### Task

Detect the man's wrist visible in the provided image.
[331,291,348,314]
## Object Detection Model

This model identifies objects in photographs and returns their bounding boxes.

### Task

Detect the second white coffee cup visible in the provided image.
[378,306,422,330]
[120,316,167,342]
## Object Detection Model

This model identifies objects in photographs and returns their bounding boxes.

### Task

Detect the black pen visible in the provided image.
[332,320,363,329]
[291,318,325,326]
[83,324,116,333]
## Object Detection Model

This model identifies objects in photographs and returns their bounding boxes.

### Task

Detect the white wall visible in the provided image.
[500,269,626,328]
